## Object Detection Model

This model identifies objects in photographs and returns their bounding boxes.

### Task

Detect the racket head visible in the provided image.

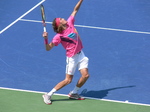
[40,4,46,24]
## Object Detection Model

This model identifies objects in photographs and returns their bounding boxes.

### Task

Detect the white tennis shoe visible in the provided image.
[68,91,85,100]
[42,94,52,105]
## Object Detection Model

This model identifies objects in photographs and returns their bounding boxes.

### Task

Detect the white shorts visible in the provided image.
[66,51,89,75]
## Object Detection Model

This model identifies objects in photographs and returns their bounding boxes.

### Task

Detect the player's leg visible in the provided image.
[77,55,90,89]
[43,55,77,104]
[53,74,73,91]
[43,74,73,105]
[77,68,90,88]
[69,55,90,100]
[68,68,89,100]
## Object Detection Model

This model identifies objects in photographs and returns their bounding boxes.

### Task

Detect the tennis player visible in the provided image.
[42,0,89,105]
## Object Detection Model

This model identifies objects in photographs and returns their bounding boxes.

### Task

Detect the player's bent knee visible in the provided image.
[64,79,72,85]
[86,74,90,78]
[83,73,90,79]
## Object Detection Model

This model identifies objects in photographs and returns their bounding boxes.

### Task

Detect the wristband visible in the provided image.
[44,38,48,44]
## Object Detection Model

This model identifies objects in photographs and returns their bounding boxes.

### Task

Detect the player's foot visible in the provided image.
[68,92,85,100]
[42,94,52,105]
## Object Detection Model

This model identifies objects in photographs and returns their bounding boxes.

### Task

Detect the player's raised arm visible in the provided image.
[71,0,83,17]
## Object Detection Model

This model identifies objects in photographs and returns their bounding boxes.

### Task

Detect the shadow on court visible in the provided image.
[80,86,136,99]
[52,98,76,102]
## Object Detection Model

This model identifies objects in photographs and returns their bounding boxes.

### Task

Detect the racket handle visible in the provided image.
[43,26,46,32]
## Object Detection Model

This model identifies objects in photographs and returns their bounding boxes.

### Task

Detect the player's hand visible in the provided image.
[43,32,48,39]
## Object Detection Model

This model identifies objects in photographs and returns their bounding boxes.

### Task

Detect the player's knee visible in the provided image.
[86,74,90,79]
[64,79,72,84]
[83,73,90,79]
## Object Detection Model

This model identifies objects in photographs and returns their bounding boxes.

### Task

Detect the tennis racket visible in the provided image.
[40,4,46,32]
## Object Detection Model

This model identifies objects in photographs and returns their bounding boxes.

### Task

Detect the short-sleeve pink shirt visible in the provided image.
[52,16,83,57]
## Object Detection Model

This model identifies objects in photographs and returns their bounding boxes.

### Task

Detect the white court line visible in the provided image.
[20,18,52,24]
[19,18,150,35]
[0,87,150,107]
[0,0,46,34]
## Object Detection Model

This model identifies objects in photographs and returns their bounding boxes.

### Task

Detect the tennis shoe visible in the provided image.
[68,92,85,100]
[42,94,52,105]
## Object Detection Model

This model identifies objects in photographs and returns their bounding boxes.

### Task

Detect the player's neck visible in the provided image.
[62,24,68,30]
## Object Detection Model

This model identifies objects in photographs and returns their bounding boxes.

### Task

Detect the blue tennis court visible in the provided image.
[0,0,150,106]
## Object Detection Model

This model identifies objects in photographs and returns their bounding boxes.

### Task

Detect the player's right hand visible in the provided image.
[43,32,48,39]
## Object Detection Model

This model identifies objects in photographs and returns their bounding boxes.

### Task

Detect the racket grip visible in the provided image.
[43,27,46,32]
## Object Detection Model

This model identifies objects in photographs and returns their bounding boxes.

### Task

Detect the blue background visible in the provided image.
[0,0,150,105]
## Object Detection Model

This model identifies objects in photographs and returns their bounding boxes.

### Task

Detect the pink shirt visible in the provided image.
[52,16,83,57]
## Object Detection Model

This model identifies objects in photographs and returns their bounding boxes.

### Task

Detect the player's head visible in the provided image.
[52,18,67,33]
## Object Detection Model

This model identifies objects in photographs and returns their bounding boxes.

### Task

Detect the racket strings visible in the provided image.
[40,5,46,27]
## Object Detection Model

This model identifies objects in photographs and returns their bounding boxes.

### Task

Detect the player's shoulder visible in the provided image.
[67,15,75,22]
[53,33,61,39]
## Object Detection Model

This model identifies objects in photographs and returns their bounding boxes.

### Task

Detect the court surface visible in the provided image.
[0,88,150,112]
[0,0,150,111]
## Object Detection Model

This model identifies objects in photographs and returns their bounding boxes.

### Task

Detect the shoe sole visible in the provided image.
[42,95,52,105]
[68,94,85,100]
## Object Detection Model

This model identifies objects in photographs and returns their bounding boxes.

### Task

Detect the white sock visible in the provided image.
[47,88,57,96]
[72,86,80,94]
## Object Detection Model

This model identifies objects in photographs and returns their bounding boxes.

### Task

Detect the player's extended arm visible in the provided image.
[71,0,83,17]
[43,32,55,51]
